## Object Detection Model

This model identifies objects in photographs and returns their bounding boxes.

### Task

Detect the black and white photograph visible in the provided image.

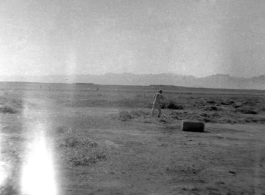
[0,0,265,194]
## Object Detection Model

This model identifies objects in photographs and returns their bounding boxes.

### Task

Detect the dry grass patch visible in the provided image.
[161,100,184,110]
[0,95,25,114]
[0,105,18,114]
[60,136,98,148]
[118,109,150,121]
[236,106,259,114]
[58,135,108,167]
[69,153,108,166]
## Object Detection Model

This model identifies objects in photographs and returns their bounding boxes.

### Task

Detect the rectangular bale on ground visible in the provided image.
[181,120,205,132]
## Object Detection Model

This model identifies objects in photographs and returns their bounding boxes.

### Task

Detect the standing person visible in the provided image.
[151,89,164,118]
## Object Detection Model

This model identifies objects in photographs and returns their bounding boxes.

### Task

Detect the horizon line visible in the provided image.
[0,73,265,79]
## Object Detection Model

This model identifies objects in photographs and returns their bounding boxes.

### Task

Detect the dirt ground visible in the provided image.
[0,83,265,195]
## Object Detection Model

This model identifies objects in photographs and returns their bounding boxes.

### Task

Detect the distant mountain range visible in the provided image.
[1,73,265,90]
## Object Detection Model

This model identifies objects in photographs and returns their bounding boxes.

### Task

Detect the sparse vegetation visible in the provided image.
[0,105,18,114]
[60,137,98,148]
[69,153,108,166]
[167,101,184,110]
[0,83,265,194]
[236,107,259,114]
[54,125,72,134]
[118,109,149,121]
[58,136,107,167]
[0,94,24,114]
[161,100,184,110]
[118,110,133,121]
[204,105,221,111]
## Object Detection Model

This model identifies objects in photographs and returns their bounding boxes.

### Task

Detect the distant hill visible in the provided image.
[0,73,265,90]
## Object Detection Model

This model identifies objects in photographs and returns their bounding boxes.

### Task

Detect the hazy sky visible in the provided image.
[0,0,265,77]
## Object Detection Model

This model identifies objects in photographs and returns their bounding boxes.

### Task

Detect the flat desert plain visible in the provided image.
[0,82,265,195]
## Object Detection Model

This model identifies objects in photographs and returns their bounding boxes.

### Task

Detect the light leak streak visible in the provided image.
[0,121,7,187]
[66,45,77,83]
[0,148,7,186]
[21,123,57,195]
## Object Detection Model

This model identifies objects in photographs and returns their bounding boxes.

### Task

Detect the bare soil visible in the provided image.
[0,83,265,195]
